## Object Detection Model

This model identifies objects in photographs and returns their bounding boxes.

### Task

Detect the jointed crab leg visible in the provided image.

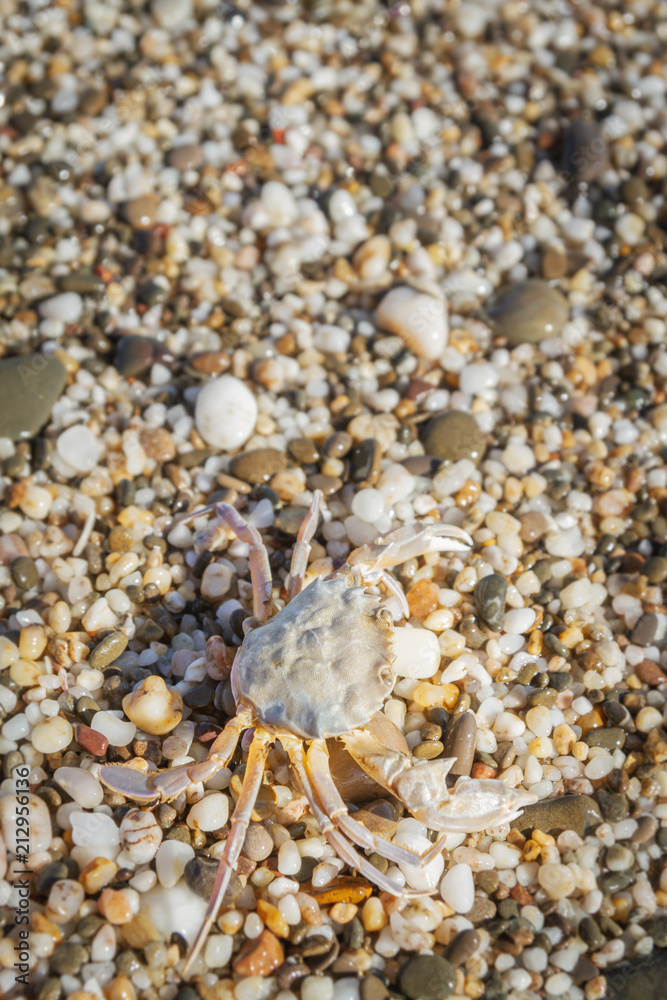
[284,738,425,898]
[286,489,324,601]
[178,502,274,621]
[306,741,447,869]
[183,728,271,977]
[345,522,473,576]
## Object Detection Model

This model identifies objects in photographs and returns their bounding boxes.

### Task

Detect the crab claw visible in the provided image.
[99,761,207,803]
[405,775,538,833]
[99,764,161,803]
[347,521,473,575]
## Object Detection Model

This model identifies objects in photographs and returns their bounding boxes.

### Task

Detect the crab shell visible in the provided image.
[233,575,395,740]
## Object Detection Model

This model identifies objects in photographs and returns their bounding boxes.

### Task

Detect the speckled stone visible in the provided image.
[445,929,480,966]
[488,280,569,344]
[399,955,456,1000]
[184,856,243,904]
[511,794,602,836]
[421,411,486,464]
[229,447,287,483]
[475,574,507,632]
[0,354,67,441]
[89,632,129,670]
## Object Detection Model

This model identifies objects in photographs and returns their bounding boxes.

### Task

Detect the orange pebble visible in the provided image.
[98,888,133,925]
[406,578,440,617]
[233,930,284,977]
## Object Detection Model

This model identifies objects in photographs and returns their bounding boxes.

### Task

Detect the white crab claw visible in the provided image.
[409,776,538,832]
[347,521,473,574]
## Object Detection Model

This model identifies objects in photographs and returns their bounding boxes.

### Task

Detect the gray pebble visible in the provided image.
[11,556,39,590]
[89,632,129,670]
[0,354,67,441]
[488,280,569,344]
[242,822,274,862]
[474,573,507,632]
[630,612,659,646]
[510,794,602,836]
[421,411,486,465]
[184,856,243,904]
[399,955,456,1000]
[445,929,480,966]
[442,711,476,778]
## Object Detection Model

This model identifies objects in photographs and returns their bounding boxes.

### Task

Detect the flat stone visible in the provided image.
[510,794,602,837]
[287,438,320,464]
[421,411,486,464]
[442,711,477,778]
[630,612,659,646]
[10,556,39,590]
[488,280,569,344]
[50,942,88,975]
[605,949,667,1000]
[0,354,67,441]
[563,120,609,183]
[229,448,287,484]
[475,574,507,632]
[59,271,106,295]
[89,633,129,670]
[399,955,456,1000]
[585,727,626,750]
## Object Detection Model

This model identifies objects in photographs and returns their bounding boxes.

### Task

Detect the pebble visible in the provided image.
[186,792,230,832]
[195,375,258,451]
[488,280,569,344]
[376,287,448,359]
[91,711,137,746]
[89,632,129,670]
[39,292,84,323]
[442,711,477,777]
[630,613,659,646]
[233,929,284,977]
[440,863,474,913]
[243,823,274,861]
[120,809,163,863]
[54,767,103,808]
[122,195,158,229]
[421,411,486,464]
[0,354,66,440]
[115,335,166,378]
[32,716,74,753]
[11,556,39,590]
[230,448,287,483]
[475,574,507,631]
[1,792,52,853]
[399,955,456,1000]
[445,929,480,966]
[564,120,610,183]
[155,840,194,888]
[392,627,441,679]
[511,795,603,836]
[122,676,183,736]
[57,425,101,473]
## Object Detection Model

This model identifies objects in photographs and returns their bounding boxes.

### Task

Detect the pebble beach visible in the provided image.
[1,0,667,999]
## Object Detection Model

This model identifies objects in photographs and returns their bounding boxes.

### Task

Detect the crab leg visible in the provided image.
[286,489,324,601]
[306,741,447,868]
[99,709,251,803]
[345,521,473,577]
[177,502,274,620]
[284,737,425,898]
[341,730,537,831]
[183,728,271,977]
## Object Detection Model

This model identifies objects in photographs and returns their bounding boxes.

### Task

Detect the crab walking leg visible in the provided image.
[182,729,271,977]
[213,504,274,621]
[307,741,446,868]
[99,710,252,803]
[342,730,537,831]
[285,738,421,898]
[286,489,324,601]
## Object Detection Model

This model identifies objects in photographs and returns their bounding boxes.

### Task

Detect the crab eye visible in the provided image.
[375,606,393,625]
[379,665,393,686]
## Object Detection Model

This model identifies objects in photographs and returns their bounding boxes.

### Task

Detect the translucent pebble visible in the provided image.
[31,716,73,753]
[91,711,136,745]
[311,863,338,887]
[376,287,448,360]
[204,933,233,969]
[54,767,103,808]
[278,839,301,876]
[39,292,83,323]
[57,426,101,473]
[394,831,444,890]
[195,375,258,451]
[440,863,474,912]
[46,879,85,923]
[120,809,163,863]
[584,753,615,779]
[503,608,536,633]
[2,714,29,741]
[156,840,195,888]
[493,711,526,740]
[351,488,385,523]
[186,793,229,832]
[488,842,521,868]
[392,627,441,679]
[538,863,575,900]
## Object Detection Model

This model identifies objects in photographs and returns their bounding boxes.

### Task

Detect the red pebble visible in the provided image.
[76,724,109,756]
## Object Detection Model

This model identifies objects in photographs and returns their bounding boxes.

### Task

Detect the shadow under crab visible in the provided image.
[100,490,536,973]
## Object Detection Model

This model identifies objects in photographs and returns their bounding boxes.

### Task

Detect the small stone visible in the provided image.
[79,857,118,895]
[139,427,176,462]
[274,506,308,536]
[122,676,183,736]
[243,823,274,862]
[0,354,67,441]
[31,716,73,753]
[39,292,83,323]
[442,711,477,777]
[440,863,475,913]
[115,335,169,378]
[605,950,667,1000]
[120,809,163,864]
[475,574,507,631]
[585,727,625,750]
[421,411,486,464]
[631,613,659,646]
[541,247,569,280]
[510,794,602,836]
[50,942,87,975]
[57,425,101,473]
[167,144,203,171]
[350,439,381,485]
[229,447,287,483]
[184,856,243,904]
[89,633,129,670]
[288,438,320,464]
[446,929,480,966]
[122,195,158,229]
[597,870,635,893]
[635,660,667,686]
[643,557,667,583]
[76,723,109,757]
[563,120,609,183]
[34,861,69,897]
[406,578,441,617]
[376,287,448,360]
[98,888,134,924]
[54,766,103,808]
[399,955,456,1000]
[11,556,39,590]
[488,280,569,344]
[233,929,284,977]
[195,375,258,451]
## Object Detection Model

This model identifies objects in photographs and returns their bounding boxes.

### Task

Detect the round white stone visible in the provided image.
[57,426,101,473]
[31,716,73,753]
[156,840,195,888]
[39,292,83,323]
[186,792,229,832]
[440,862,474,913]
[351,488,385,523]
[54,767,103,808]
[392,627,441,679]
[91,710,137,745]
[376,287,448,360]
[195,375,258,451]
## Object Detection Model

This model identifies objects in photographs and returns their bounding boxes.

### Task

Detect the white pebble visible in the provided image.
[39,292,83,323]
[187,792,229,832]
[503,608,536,634]
[120,809,163,863]
[31,716,73,754]
[54,767,103,808]
[91,710,136,745]
[392,627,441,679]
[57,426,101,473]
[277,839,301,876]
[195,375,258,451]
[376,287,448,360]
[351,488,385,523]
[156,839,195,888]
[440,863,474,913]
[1,792,52,854]
[394,831,444,890]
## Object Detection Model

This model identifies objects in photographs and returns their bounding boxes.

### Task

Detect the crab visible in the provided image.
[100,491,536,973]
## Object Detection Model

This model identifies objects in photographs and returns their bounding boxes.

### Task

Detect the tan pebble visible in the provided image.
[67,993,100,1000]
[102,975,137,1000]
[121,913,161,949]
[329,902,357,924]
[80,857,118,894]
[49,601,72,633]
[310,877,373,905]
[559,626,584,648]
[232,929,284,977]
[406,578,440,617]
[139,427,176,462]
[270,469,306,501]
[122,676,182,736]
[413,682,459,710]
[19,624,47,660]
[361,896,387,932]
[98,888,133,925]
[32,913,62,943]
[256,899,289,938]
[553,723,576,755]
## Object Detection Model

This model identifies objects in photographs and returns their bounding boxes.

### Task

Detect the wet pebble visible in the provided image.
[230,447,287,483]
[89,632,129,670]
[0,354,67,441]
[421,411,486,464]
[488,280,569,344]
[399,955,456,1000]
[475,574,507,632]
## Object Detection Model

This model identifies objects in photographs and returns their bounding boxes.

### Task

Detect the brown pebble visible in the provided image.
[233,929,284,977]
[76,724,109,756]
[122,195,158,229]
[80,857,118,894]
[102,975,136,1000]
[442,711,477,778]
[413,740,444,760]
[108,527,134,553]
[190,351,231,375]
[288,438,320,464]
[139,427,176,462]
[310,877,373,905]
[230,447,287,484]
[406,578,440,617]
[635,659,667,686]
[307,473,342,495]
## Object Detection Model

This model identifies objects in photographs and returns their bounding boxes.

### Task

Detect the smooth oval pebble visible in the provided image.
[186,792,230,832]
[54,766,103,808]
[91,710,137,745]
[57,425,102,473]
[440,863,474,913]
[376,286,448,360]
[122,675,183,736]
[31,716,73,753]
[156,839,195,888]
[488,280,569,345]
[1,792,53,854]
[120,808,163,863]
[195,374,258,451]
[421,411,486,464]
[392,627,441,679]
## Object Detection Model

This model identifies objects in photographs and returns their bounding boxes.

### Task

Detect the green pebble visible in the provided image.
[89,632,129,670]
